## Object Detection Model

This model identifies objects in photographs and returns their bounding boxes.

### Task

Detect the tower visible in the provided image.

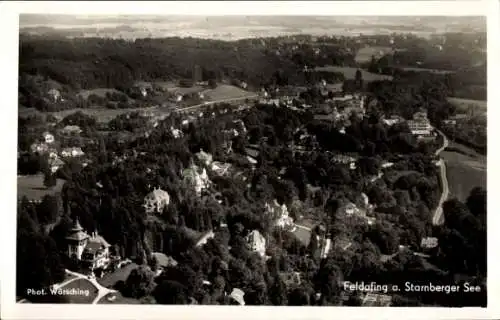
[65,217,89,260]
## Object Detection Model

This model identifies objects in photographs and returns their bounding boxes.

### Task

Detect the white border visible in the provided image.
[1,1,499,319]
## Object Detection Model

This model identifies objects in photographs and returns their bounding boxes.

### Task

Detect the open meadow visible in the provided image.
[314,65,393,81]
[441,142,486,202]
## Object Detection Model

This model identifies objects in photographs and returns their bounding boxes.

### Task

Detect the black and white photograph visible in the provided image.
[1,1,498,319]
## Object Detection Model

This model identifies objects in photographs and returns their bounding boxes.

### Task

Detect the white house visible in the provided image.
[265,199,295,231]
[182,165,211,195]
[42,132,55,144]
[246,230,266,257]
[143,188,170,214]
[66,219,111,271]
[195,150,213,166]
[61,147,85,158]
[48,88,61,102]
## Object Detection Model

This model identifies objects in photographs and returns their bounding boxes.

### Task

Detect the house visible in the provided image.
[265,199,295,231]
[42,132,55,144]
[246,230,266,257]
[169,126,182,138]
[210,161,232,176]
[195,230,215,247]
[30,142,49,154]
[361,293,392,306]
[280,271,302,287]
[420,237,438,249]
[65,218,111,271]
[48,88,61,102]
[151,252,177,275]
[48,157,65,173]
[182,164,211,195]
[61,125,82,135]
[143,188,170,214]
[61,147,85,158]
[229,288,245,305]
[195,150,213,166]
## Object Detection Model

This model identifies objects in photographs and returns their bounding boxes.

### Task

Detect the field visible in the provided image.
[355,46,393,64]
[17,174,65,201]
[47,106,161,123]
[203,84,256,101]
[399,67,456,74]
[77,88,125,100]
[314,66,393,81]
[441,142,486,202]
[447,97,487,111]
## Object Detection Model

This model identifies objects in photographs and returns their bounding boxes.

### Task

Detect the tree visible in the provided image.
[153,280,189,304]
[43,171,57,189]
[122,265,156,299]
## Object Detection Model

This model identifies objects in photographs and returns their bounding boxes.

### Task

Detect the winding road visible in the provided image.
[432,129,450,226]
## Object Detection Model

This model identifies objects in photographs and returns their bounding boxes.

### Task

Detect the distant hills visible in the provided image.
[19,15,486,40]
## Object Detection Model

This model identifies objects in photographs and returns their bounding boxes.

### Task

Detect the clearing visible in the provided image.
[355,46,393,64]
[47,106,162,124]
[203,84,256,101]
[441,142,486,202]
[77,88,126,100]
[314,66,393,81]
[447,97,487,111]
[17,174,65,201]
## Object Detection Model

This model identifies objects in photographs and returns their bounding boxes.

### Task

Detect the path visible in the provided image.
[52,269,117,304]
[432,129,450,226]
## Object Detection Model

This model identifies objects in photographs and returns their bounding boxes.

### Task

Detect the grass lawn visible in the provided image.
[447,97,487,113]
[47,106,162,124]
[17,174,65,201]
[292,227,312,247]
[442,142,486,202]
[57,278,98,304]
[314,65,393,81]
[77,88,125,100]
[204,84,256,101]
[355,46,393,63]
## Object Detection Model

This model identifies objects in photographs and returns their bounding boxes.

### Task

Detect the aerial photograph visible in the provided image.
[16,14,487,307]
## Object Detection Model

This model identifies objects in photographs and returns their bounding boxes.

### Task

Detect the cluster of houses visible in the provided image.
[30,131,87,173]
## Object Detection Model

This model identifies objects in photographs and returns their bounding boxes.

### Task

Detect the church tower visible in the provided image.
[65,217,89,260]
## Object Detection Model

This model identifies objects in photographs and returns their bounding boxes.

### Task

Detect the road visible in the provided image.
[432,128,450,226]
[176,94,259,113]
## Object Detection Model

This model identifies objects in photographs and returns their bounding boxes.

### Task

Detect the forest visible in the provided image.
[17,33,486,306]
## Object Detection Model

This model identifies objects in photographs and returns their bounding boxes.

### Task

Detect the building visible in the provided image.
[229,288,245,306]
[42,132,55,144]
[265,199,295,231]
[143,188,170,214]
[182,164,211,195]
[195,150,213,166]
[66,218,111,271]
[48,157,65,173]
[48,88,61,102]
[246,230,266,257]
[61,125,83,135]
[361,293,392,306]
[61,147,85,158]
[195,230,215,247]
